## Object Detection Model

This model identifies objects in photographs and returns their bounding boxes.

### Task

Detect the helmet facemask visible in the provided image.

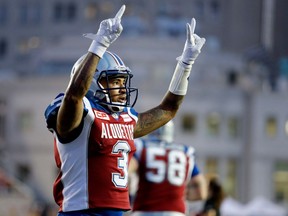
[93,70,138,112]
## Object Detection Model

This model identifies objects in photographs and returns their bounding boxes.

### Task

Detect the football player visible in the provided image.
[130,121,207,216]
[44,4,205,216]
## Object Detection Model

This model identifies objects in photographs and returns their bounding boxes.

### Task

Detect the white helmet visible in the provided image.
[146,121,174,143]
[71,51,138,112]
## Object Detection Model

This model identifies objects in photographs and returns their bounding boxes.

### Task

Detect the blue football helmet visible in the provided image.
[146,121,174,143]
[71,51,138,112]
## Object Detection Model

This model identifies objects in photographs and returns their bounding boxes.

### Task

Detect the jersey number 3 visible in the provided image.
[111,141,130,188]
[146,147,187,186]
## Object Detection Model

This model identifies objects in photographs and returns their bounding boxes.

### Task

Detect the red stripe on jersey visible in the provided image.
[53,138,64,211]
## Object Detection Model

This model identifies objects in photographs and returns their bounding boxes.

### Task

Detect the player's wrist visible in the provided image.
[168,61,192,95]
[88,40,108,58]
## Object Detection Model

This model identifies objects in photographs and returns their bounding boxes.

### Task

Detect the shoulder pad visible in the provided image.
[44,93,64,120]
[44,93,90,132]
[184,145,195,156]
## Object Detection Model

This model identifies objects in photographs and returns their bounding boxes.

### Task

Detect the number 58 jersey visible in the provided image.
[132,139,199,214]
[45,94,138,212]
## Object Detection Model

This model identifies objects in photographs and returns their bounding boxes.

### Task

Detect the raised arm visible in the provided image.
[134,18,206,138]
[57,5,126,139]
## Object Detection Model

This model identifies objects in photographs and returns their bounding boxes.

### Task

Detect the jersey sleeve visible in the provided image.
[44,93,64,131]
[185,146,201,177]
[44,93,89,131]
[191,163,200,177]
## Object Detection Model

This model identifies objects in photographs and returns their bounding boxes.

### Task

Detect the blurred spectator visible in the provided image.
[197,175,225,216]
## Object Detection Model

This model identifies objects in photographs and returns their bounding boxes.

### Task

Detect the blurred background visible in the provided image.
[0,0,288,215]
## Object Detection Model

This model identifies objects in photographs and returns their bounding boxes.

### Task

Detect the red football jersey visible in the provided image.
[132,139,196,214]
[47,96,137,212]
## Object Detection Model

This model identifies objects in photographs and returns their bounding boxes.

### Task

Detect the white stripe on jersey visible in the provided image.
[56,97,95,212]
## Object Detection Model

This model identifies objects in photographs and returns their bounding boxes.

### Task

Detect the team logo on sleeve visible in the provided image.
[121,114,132,122]
[94,110,110,120]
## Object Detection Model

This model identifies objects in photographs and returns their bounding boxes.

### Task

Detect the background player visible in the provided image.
[44,5,205,216]
[129,121,207,216]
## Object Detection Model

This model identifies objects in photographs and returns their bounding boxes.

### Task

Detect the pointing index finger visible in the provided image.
[115,5,126,19]
[191,18,196,34]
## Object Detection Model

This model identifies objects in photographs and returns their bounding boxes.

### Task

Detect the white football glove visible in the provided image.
[169,18,206,95]
[178,18,206,65]
[83,5,126,58]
